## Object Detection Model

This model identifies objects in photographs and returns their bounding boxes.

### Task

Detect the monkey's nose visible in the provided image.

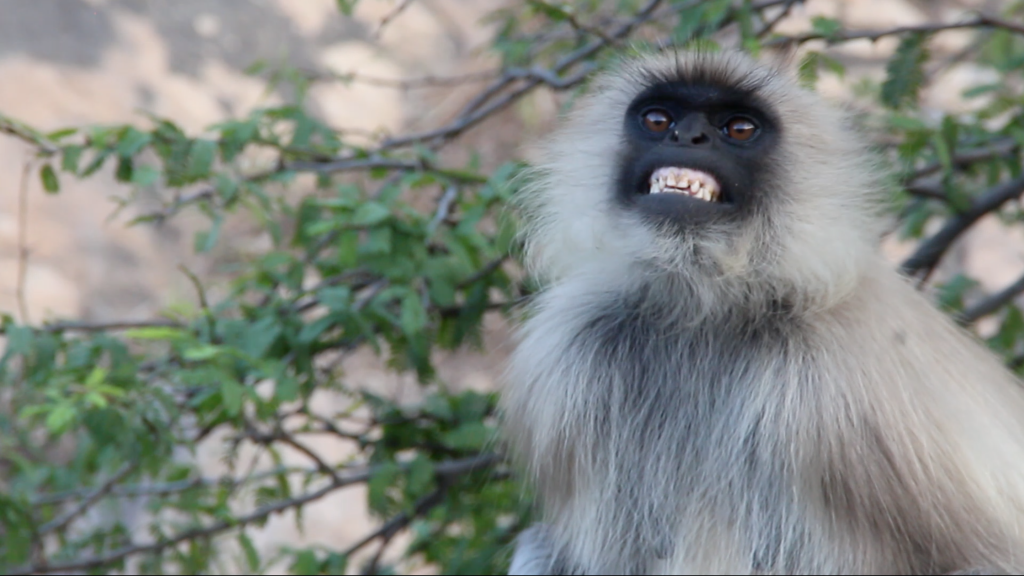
[669,116,713,147]
[669,129,711,146]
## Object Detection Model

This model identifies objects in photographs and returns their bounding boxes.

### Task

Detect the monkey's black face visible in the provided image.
[615,81,780,228]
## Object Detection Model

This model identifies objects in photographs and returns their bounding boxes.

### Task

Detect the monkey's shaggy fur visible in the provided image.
[501,50,1024,575]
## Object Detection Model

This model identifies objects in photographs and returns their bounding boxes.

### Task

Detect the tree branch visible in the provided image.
[908,137,1020,183]
[379,0,665,150]
[37,463,137,536]
[770,13,1024,46]
[9,454,499,576]
[958,272,1024,326]
[900,175,1024,277]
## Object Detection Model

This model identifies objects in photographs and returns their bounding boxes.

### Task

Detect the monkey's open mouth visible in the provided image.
[647,167,721,202]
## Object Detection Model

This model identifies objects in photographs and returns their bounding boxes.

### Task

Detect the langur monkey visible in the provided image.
[500,49,1024,575]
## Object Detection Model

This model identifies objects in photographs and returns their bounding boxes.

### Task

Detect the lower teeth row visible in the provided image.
[651,185,715,200]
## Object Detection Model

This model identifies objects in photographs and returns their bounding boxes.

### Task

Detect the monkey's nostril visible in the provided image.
[691,133,710,145]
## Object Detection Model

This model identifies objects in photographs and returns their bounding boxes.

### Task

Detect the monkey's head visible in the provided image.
[517,50,889,314]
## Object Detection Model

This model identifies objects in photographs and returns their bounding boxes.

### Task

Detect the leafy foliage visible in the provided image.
[882,32,932,110]
[1,0,1023,574]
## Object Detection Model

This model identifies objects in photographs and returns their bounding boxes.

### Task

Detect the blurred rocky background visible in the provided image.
[0,0,1019,573]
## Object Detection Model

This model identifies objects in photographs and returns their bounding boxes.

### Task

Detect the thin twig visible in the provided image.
[380,0,665,150]
[38,463,137,535]
[528,0,617,45]
[40,319,182,333]
[342,454,498,561]
[16,160,33,324]
[357,486,447,575]
[31,465,317,505]
[245,425,343,484]
[428,185,458,236]
[770,14,1024,46]
[757,0,802,38]
[457,256,508,289]
[373,0,415,40]
[318,69,499,90]
[0,114,59,155]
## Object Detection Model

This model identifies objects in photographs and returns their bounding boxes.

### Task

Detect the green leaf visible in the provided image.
[275,376,298,403]
[335,0,357,16]
[186,139,217,180]
[85,366,108,387]
[131,164,161,187]
[290,550,319,575]
[527,0,570,21]
[407,455,435,495]
[61,145,84,173]
[218,119,257,163]
[991,307,1024,352]
[936,274,979,313]
[361,226,393,255]
[214,174,239,202]
[195,216,223,253]
[324,553,348,575]
[811,16,843,40]
[241,316,281,357]
[400,291,428,335]
[45,403,77,434]
[881,33,930,109]
[351,202,391,227]
[115,156,134,183]
[80,148,112,177]
[318,286,352,312]
[238,532,260,572]
[4,325,34,355]
[422,394,454,421]
[184,345,222,361]
[442,421,491,451]
[123,326,186,340]
[220,379,245,417]
[297,315,333,344]
[46,127,78,140]
[117,127,152,157]
[40,164,60,194]
[368,462,400,514]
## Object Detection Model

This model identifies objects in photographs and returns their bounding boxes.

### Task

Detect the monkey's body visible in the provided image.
[502,51,1024,575]
[508,263,1024,574]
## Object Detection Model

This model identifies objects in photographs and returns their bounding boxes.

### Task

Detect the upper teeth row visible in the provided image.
[649,167,721,202]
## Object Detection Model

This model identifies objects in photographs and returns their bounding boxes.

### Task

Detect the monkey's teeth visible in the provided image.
[647,167,721,202]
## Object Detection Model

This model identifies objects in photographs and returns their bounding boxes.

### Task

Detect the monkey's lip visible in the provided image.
[647,167,721,202]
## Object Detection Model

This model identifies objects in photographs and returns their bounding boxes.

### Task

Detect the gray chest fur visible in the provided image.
[531,295,804,574]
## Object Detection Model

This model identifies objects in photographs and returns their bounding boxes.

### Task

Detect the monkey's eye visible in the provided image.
[642,109,673,133]
[723,117,758,141]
